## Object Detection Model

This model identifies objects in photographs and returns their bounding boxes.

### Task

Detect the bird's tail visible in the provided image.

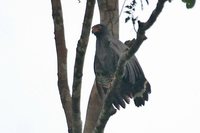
[133,80,151,107]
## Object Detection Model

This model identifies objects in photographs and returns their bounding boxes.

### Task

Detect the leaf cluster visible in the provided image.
[124,0,137,23]
[124,0,149,30]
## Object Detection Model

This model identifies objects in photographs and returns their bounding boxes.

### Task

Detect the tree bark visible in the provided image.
[97,0,119,39]
[51,0,72,132]
[83,81,103,133]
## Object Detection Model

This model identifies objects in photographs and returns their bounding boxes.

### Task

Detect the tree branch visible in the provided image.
[51,0,72,133]
[71,0,96,133]
[93,0,168,132]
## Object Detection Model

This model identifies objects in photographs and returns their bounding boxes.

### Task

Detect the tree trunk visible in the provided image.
[83,81,103,133]
[97,0,119,39]
[83,1,119,133]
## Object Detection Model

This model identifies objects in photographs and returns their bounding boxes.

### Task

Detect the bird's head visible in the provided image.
[92,24,108,37]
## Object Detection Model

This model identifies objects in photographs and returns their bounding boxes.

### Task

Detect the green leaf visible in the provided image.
[125,17,130,23]
[125,5,132,9]
[182,0,196,9]
[145,0,149,5]
[125,11,131,14]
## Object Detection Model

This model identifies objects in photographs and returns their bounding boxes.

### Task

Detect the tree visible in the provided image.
[50,0,195,133]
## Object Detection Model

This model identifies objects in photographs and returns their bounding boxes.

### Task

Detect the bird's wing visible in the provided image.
[109,38,145,84]
[109,38,151,107]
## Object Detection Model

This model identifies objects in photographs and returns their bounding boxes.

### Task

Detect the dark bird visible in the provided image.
[92,24,151,109]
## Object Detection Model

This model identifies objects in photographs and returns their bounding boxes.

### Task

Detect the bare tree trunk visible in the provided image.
[51,0,72,132]
[83,1,119,133]
[83,81,104,133]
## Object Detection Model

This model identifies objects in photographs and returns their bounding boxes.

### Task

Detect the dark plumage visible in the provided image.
[92,24,151,108]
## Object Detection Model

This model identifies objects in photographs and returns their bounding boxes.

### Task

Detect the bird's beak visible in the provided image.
[92,26,100,34]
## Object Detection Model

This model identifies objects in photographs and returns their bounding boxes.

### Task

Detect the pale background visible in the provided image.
[0,0,200,133]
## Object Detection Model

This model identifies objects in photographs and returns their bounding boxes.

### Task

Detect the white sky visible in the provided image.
[0,0,200,133]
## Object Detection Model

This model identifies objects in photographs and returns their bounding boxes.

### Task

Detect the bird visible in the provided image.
[92,24,151,109]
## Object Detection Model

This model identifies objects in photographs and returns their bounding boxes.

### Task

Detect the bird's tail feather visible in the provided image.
[133,80,151,107]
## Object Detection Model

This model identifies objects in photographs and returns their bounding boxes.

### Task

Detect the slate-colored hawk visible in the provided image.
[92,24,151,109]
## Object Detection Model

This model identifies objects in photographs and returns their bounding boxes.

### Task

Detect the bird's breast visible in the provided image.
[94,45,118,75]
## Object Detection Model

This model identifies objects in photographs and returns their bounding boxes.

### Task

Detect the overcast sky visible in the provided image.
[0,0,200,133]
